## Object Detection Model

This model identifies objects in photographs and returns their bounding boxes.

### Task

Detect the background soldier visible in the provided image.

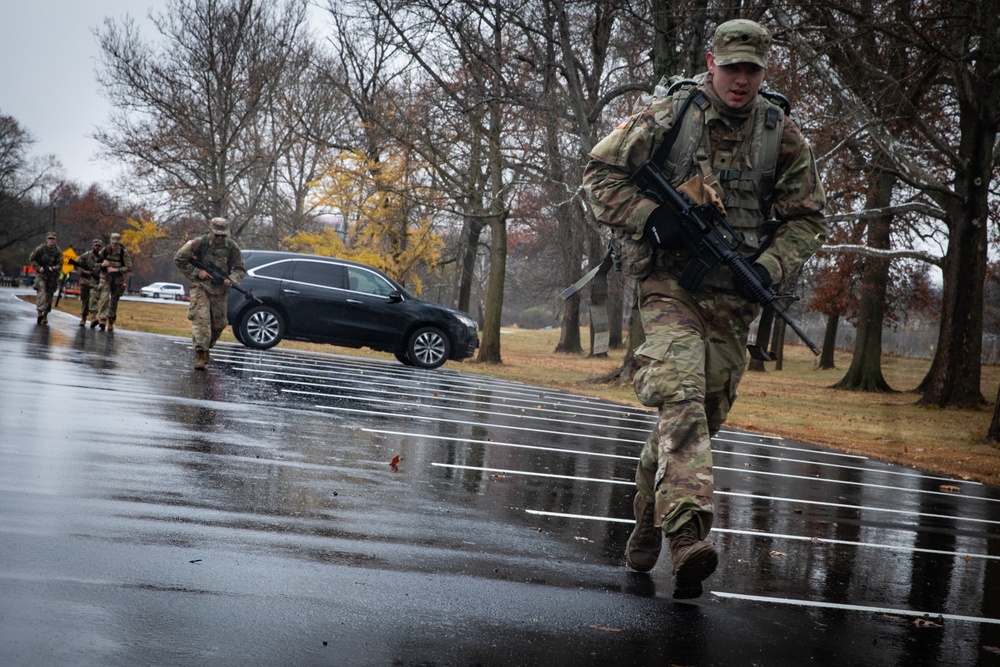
[28,232,63,325]
[96,232,132,331]
[76,238,104,327]
[583,19,826,598]
[174,217,245,370]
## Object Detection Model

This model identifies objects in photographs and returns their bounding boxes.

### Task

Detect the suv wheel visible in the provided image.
[239,305,284,350]
[394,351,413,366]
[406,326,449,369]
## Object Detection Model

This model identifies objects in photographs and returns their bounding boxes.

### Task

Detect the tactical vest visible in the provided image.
[638,75,788,289]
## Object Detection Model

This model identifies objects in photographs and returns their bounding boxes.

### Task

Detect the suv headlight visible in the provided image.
[456,314,476,330]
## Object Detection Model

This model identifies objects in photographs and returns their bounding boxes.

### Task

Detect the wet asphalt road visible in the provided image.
[1,288,999,667]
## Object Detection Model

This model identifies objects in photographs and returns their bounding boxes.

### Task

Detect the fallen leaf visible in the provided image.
[769,550,788,558]
[984,646,1000,655]
[589,625,621,633]
[390,455,400,472]
[913,617,942,628]
[939,484,961,494]
[965,554,971,563]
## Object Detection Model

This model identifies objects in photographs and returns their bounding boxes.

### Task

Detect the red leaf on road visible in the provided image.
[390,455,400,472]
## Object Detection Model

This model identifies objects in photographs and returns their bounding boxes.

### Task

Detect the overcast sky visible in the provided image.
[0,1,167,189]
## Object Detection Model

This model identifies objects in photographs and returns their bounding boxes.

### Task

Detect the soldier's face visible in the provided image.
[706,55,765,110]
[45,238,57,247]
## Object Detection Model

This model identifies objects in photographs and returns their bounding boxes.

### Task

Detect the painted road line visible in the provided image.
[710,591,1000,626]
[522,509,999,562]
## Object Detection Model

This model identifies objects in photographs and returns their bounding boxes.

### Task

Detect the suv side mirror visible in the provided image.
[388,290,403,303]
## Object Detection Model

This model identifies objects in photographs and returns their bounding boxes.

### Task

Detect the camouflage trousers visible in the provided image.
[80,282,99,320]
[33,276,58,315]
[631,271,758,538]
[98,276,127,323]
[188,284,229,352]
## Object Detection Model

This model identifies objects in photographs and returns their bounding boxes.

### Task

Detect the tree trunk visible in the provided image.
[772,319,786,371]
[817,312,839,370]
[456,215,483,314]
[917,122,993,407]
[833,168,894,392]
[986,383,1000,443]
[607,268,625,349]
[477,214,507,364]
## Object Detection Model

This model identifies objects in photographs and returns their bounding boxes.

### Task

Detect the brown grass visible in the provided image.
[41,295,1000,487]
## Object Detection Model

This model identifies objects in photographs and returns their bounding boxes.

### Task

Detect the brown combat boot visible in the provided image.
[667,520,718,599]
[98,319,107,331]
[79,317,87,327]
[624,493,662,572]
[90,319,99,329]
[194,350,209,370]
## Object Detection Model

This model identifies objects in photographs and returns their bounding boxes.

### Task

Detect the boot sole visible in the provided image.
[671,543,718,599]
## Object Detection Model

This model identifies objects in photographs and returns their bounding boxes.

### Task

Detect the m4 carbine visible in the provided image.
[631,158,820,357]
[188,256,262,304]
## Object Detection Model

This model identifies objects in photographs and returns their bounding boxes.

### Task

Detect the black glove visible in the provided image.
[642,206,683,249]
[733,263,772,304]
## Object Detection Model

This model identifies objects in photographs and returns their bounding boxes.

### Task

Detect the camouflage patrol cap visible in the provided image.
[93,238,103,246]
[209,217,230,236]
[46,231,57,240]
[110,232,121,243]
[712,19,772,68]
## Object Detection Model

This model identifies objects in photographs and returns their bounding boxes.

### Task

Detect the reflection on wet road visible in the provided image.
[1,290,999,667]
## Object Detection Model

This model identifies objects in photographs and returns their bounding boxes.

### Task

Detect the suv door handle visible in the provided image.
[346,298,363,305]
[283,289,300,294]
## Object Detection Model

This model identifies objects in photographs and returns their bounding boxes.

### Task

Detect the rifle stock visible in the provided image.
[631,159,820,356]
[189,257,262,304]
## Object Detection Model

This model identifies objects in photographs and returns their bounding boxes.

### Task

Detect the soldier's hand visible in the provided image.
[733,263,772,304]
[643,206,683,249]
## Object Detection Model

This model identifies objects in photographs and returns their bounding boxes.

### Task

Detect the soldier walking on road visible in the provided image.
[174,217,245,370]
[76,238,104,327]
[28,232,63,325]
[583,19,826,598]
[96,232,132,332]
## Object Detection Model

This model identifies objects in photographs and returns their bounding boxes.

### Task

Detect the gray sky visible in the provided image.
[0,1,165,189]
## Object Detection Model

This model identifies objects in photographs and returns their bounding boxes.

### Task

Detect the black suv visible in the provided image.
[227,251,478,369]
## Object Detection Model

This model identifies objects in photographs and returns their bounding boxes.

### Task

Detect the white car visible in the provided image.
[140,282,186,300]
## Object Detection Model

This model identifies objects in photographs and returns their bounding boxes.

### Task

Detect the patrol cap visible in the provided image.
[110,232,121,243]
[93,238,104,246]
[209,217,230,236]
[46,231,57,240]
[712,19,772,68]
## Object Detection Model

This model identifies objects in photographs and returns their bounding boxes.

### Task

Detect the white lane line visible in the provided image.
[226,356,642,416]
[433,463,997,527]
[313,403,629,442]
[715,466,1000,504]
[276,385,651,434]
[718,491,1000,527]
[717,450,968,484]
[713,436,868,460]
[522,509,1000,562]
[709,592,1000,626]
[363,429,635,460]
[432,462,633,486]
[256,373,650,425]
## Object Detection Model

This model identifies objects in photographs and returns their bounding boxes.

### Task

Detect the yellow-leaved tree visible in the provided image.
[120,216,167,278]
[287,148,443,294]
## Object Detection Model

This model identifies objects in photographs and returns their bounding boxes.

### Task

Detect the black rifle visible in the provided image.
[189,256,262,304]
[631,159,821,356]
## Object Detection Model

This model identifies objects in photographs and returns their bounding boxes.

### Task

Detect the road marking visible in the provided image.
[363,429,636,460]
[710,592,1000,626]
[430,463,999,527]
[521,508,1000,562]
[715,466,1000,504]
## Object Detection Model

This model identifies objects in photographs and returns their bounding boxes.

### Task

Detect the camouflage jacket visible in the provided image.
[583,78,827,290]
[174,234,245,297]
[28,243,63,280]
[75,250,101,287]
[98,244,132,282]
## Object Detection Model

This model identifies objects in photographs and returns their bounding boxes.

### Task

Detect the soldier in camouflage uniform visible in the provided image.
[174,217,245,370]
[97,232,132,332]
[76,238,104,327]
[28,231,63,325]
[583,19,826,599]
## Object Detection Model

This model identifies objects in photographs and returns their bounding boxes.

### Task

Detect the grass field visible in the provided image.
[38,294,1000,488]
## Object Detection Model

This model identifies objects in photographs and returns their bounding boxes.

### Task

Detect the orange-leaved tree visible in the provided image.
[286,148,443,295]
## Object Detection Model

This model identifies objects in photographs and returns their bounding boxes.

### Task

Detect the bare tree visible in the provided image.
[94,0,313,235]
